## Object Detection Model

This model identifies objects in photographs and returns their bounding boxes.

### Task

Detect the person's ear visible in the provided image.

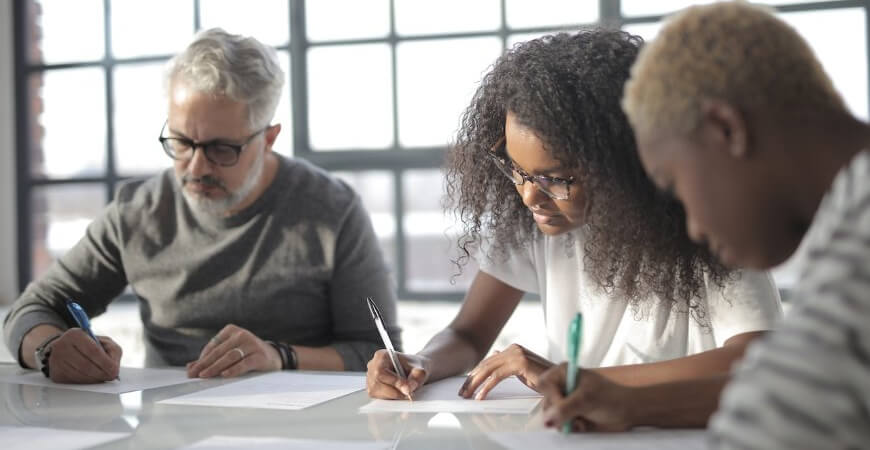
[263,123,282,150]
[700,99,748,159]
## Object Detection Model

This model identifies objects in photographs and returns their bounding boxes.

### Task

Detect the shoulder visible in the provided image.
[273,156,362,226]
[112,170,177,215]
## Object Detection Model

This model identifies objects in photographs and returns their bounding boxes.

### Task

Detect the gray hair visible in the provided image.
[166,28,285,129]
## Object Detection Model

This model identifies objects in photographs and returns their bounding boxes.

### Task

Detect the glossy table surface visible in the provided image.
[0,363,546,449]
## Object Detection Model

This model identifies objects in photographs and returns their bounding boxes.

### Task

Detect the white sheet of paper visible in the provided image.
[358,376,542,414]
[181,435,391,450]
[158,372,365,410]
[0,367,198,394]
[0,425,129,450]
[486,429,707,449]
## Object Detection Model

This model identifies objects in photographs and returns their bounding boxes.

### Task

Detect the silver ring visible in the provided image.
[210,336,221,344]
[232,347,245,359]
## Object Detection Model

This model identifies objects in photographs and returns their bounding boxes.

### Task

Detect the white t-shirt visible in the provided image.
[477,228,783,367]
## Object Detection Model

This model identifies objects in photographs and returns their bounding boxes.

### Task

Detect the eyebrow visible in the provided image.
[506,155,565,176]
[168,128,242,144]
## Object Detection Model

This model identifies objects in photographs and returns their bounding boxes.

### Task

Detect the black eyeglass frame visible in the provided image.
[157,120,269,167]
[485,136,575,201]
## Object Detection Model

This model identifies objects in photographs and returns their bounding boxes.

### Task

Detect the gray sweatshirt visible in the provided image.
[4,155,401,370]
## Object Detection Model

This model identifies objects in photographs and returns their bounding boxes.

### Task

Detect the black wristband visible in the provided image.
[284,343,298,370]
[265,341,288,370]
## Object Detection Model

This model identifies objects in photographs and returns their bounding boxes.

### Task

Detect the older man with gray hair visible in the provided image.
[4,28,400,383]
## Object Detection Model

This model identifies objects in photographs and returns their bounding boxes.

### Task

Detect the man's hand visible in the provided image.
[47,329,122,384]
[538,363,637,432]
[187,324,281,378]
[365,349,430,400]
[458,343,553,400]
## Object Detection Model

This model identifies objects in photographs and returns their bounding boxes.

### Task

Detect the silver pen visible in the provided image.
[366,297,412,400]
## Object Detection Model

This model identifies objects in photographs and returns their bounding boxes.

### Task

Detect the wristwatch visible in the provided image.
[34,334,62,378]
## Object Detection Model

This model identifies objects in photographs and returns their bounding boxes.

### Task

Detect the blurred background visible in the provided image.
[0,0,866,365]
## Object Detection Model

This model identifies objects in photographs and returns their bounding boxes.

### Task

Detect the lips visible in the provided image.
[530,208,562,225]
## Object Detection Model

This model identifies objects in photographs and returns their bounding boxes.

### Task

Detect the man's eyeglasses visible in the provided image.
[158,121,267,167]
[486,136,575,201]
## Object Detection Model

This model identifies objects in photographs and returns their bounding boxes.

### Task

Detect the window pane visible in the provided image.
[308,44,393,150]
[508,31,556,48]
[397,37,502,148]
[32,0,104,64]
[394,0,500,36]
[506,0,597,29]
[307,0,390,42]
[111,0,194,58]
[31,184,105,280]
[199,0,289,47]
[403,170,476,292]
[780,8,868,120]
[621,22,662,42]
[272,51,293,157]
[115,62,170,177]
[621,0,715,17]
[331,171,396,271]
[33,68,106,178]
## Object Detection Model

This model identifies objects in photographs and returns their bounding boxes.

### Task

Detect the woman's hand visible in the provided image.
[187,324,281,378]
[366,350,430,399]
[459,343,553,400]
[538,363,637,432]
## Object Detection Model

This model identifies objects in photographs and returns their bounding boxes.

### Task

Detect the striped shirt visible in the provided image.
[709,150,870,449]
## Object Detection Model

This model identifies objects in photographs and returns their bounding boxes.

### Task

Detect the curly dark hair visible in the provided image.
[445,29,732,315]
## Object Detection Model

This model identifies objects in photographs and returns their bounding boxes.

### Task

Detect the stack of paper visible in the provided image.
[359,376,542,414]
[158,372,365,410]
[0,367,198,394]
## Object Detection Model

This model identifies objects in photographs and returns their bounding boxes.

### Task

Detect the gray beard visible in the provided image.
[180,149,265,216]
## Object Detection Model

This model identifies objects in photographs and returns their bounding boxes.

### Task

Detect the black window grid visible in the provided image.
[13,0,870,301]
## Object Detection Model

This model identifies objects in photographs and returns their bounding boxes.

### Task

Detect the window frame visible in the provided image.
[13,0,870,300]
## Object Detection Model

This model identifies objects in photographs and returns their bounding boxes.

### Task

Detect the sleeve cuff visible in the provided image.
[4,309,68,368]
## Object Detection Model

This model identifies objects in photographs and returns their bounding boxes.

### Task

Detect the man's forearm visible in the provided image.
[293,345,345,371]
[19,324,66,369]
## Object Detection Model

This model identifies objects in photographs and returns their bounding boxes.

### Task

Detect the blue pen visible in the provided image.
[563,313,583,434]
[66,299,119,381]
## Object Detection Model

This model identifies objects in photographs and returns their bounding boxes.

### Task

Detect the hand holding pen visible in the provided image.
[365,297,426,401]
[40,299,122,384]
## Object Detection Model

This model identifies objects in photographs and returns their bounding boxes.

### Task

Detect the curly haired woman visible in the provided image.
[366,29,782,430]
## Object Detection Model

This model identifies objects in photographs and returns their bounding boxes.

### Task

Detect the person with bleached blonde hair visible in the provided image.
[610,1,870,448]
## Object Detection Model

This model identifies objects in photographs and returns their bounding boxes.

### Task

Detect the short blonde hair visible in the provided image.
[622,1,845,138]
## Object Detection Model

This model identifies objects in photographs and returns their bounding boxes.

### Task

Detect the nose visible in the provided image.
[186,146,213,178]
[517,181,549,209]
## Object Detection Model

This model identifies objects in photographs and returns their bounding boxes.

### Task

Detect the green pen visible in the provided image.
[563,313,582,434]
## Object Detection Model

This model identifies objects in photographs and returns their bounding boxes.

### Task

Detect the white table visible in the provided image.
[0,363,709,449]
[0,363,543,449]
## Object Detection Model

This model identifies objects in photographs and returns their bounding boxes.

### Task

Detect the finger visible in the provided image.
[460,358,502,398]
[191,333,243,376]
[544,387,588,427]
[72,337,119,380]
[51,358,104,384]
[537,365,568,403]
[54,348,109,383]
[199,324,237,358]
[98,336,123,365]
[219,355,253,378]
[474,370,512,400]
[406,367,427,393]
[199,347,247,378]
[368,382,407,400]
